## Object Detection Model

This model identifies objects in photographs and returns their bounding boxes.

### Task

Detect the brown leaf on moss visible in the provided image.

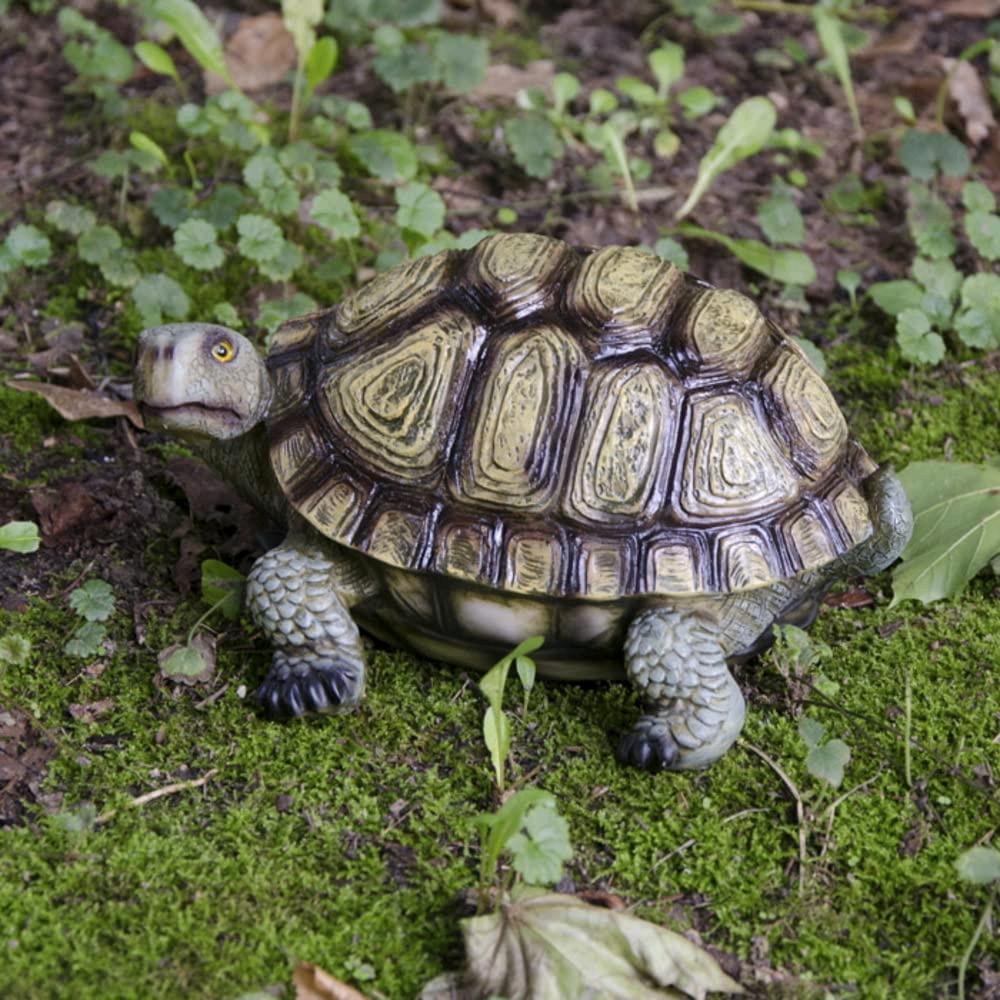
[205,13,297,95]
[0,707,57,827]
[5,378,143,428]
[292,962,371,1000]
[30,481,100,541]
[68,699,114,724]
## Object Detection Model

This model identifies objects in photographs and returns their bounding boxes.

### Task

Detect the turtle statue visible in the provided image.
[134,234,912,771]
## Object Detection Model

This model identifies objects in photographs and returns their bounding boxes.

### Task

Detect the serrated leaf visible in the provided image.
[101,255,142,289]
[201,559,245,620]
[374,42,437,92]
[151,0,234,86]
[868,279,923,316]
[433,33,487,93]
[0,520,40,553]
[504,114,564,180]
[348,130,418,182]
[757,189,804,246]
[174,218,223,270]
[912,258,961,302]
[896,308,945,365]
[907,185,956,260]
[892,461,1000,605]
[806,738,850,788]
[0,634,31,666]
[395,182,445,237]
[44,200,97,236]
[956,845,1000,885]
[507,803,573,885]
[898,129,970,181]
[68,579,116,622]
[798,716,826,750]
[78,225,122,265]
[237,214,284,263]
[460,887,742,999]
[676,224,815,284]
[5,225,52,268]
[962,180,995,214]
[965,211,1000,261]
[676,96,776,220]
[64,621,107,659]
[310,189,361,240]
[132,274,191,327]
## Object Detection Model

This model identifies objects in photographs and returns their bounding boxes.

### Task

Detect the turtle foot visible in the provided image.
[255,653,363,719]
[616,715,680,771]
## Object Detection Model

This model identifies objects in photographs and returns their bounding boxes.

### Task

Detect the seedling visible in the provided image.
[64,579,116,659]
[0,520,40,553]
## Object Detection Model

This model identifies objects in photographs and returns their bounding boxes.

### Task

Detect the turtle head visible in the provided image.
[134,324,273,441]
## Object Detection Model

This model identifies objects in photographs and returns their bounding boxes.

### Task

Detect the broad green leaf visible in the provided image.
[152,0,234,86]
[798,716,826,750]
[373,42,437,92]
[0,520,40,553]
[676,224,815,284]
[162,645,205,677]
[213,303,243,328]
[954,307,998,349]
[907,184,955,260]
[515,655,536,704]
[482,705,511,791]
[507,803,573,885]
[305,36,338,93]
[134,40,180,83]
[897,128,970,181]
[237,214,284,263]
[616,75,658,107]
[652,236,689,270]
[813,10,860,134]
[757,188,804,246]
[64,621,107,659]
[395,182,445,237]
[962,180,995,214]
[806,738,851,788]
[78,225,122,265]
[675,96,776,220]
[474,787,555,884]
[348,130,418,182]
[912,258,961,302]
[956,846,1000,885]
[868,279,923,316]
[150,188,193,229]
[258,241,304,281]
[45,200,97,236]
[100,255,141,289]
[460,887,742,999]
[201,559,245,620]
[0,634,31,666]
[504,114,564,180]
[677,84,718,119]
[965,211,1000,261]
[836,269,860,306]
[130,131,168,169]
[895,308,945,365]
[310,189,361,240]
[69,579,116,622]
[432,33,487,93]
[892,460,1000,605]
[5,225,51,268]
[551,72,580,114]
[957,273,1000,348]
[133,274,191,328]
[174,218,224,270]
[243,151,299,216]
[649,41,683,99]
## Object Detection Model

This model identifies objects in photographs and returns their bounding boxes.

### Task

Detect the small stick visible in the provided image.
[95,768,218,826]
[741,740,807,894]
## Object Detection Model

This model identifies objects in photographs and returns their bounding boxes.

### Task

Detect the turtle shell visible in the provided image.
[265,234,877,599]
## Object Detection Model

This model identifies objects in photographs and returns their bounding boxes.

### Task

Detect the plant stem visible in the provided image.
[731,0,886,20]
[185,593,232,646]
[289,60,305,142]
[904,668,912,788]
[957,893,993,1000]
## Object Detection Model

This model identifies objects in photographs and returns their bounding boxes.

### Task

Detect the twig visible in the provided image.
[741,740,807,894]
[904,668,913,789]
[195,683,230,710]
[95,768,218,826]
[653,837,697,870]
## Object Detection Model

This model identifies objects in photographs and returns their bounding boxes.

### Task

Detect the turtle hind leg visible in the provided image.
[842,465,913,577]
[617,606,746,772]
[246,539,370,719]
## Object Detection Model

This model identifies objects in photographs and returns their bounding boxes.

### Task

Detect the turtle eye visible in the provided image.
[212,339,236,363]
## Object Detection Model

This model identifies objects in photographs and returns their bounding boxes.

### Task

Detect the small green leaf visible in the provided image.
[504,114,564,180]
[310,189,361,240]
[676,224,815,285]
[174,218,224,270]
[5,225,51,268]
[64,621,107,659]
[78,225,122,265]
[676,96,776,220]
[44,200,97,236]
[551,72,579,114]
[432,33,487,93]
[508,803,573,885]
[305,36,338,93]
[649,42,684,99]
[213,303,243,328]
[757,187,805,246]
[896,308,945,366]
[956,846,1000,885]
[259,292,318,334]
[907,184,956,261]
[652,236,689,270]
[348,130,419,182]
[898,129,970,181]
[958,273,1000,348]
[836,269,860,305]
[373,42,437,92]
[132,273,191,327]
[130,130,168,169]
[69,579,116,622]
[962,180,995,214]
[151,0,234,86]
[237,214,284,263]
[395,182,445,238]
[892,461,1000,605]
[868,279,924,316]
[616,75,657,107]
[893,96,915,123]
[515,655,536,703]
[134,40,181,83]
[201,559,245,620]
[912,258,961,302]
[813,10,860,134]
[965,211,1000,261]
[677,85,718,120]
[0,520,40,553]
[101,255,142,289]
[806,738,850,788]
[798,716,826,750]
[482,705,511,791]
[790,336,827,376]
[150,188,193,229]
[954,308,996,350]
[161,643,206,678]
[0,634,31,666]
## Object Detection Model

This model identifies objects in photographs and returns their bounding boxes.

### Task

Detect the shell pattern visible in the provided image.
[266,234,876,599]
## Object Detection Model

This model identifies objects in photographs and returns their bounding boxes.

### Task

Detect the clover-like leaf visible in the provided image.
[805,738,850,788]
[504,115,564,180]
[460,886,742,999]
[45,200,97,236]
[965,211,1000,261]
[311,189,361,240]
[133,273,191,327]
[69,579,116,622]
[895,308,945,366]
[507,803,573,886]
[237,214,284,263]
[898,128,970,181]
[78,225,122,265]
[892,460,1000,605]
[907,184,956,261]
[64,621,108,659]
[395,181,446,238]
[912,258,961,302]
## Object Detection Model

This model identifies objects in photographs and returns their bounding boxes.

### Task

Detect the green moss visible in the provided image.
[0,383,65,455]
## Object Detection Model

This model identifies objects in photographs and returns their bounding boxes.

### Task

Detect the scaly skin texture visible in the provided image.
[245,527,378,718]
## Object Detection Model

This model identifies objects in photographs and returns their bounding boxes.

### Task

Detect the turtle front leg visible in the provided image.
[618,607,746,772]
[246,538,372,719]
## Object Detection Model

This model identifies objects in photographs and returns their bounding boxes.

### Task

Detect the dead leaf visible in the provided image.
[68,699,115,724]
[471,60,555,101]
[293,962,371,1000]
[26,322,85,371]
[158,633,216,686]
[30,481,100,540]
[823,587,875,609]
[5,378,143,428]
[946,58,995,145]
[205,13,297,95]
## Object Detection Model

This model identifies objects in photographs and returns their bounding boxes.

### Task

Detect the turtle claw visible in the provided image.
[255,654,362,720]
[616,716,680,771]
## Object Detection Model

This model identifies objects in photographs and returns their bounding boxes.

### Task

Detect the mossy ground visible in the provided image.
[2,318,999,999]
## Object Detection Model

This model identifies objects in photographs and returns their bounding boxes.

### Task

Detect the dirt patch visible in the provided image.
[0,707,58,827]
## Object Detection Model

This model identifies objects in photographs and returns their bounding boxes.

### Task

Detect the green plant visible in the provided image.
[0,521,40,553]
[63,579,116,659]
[955,845,1000,1000]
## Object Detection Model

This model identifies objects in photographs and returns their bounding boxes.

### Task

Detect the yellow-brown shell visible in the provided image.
[266,234,876,598]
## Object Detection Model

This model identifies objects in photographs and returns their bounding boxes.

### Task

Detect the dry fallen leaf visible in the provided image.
[68,699,115,724]
[30,480,100,540]
[472,60,555,101]
[26,322,85,371]
[5,378,143,428]
[205,13,297,95]
[293,962,371,1000]
[946,58,995,145]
